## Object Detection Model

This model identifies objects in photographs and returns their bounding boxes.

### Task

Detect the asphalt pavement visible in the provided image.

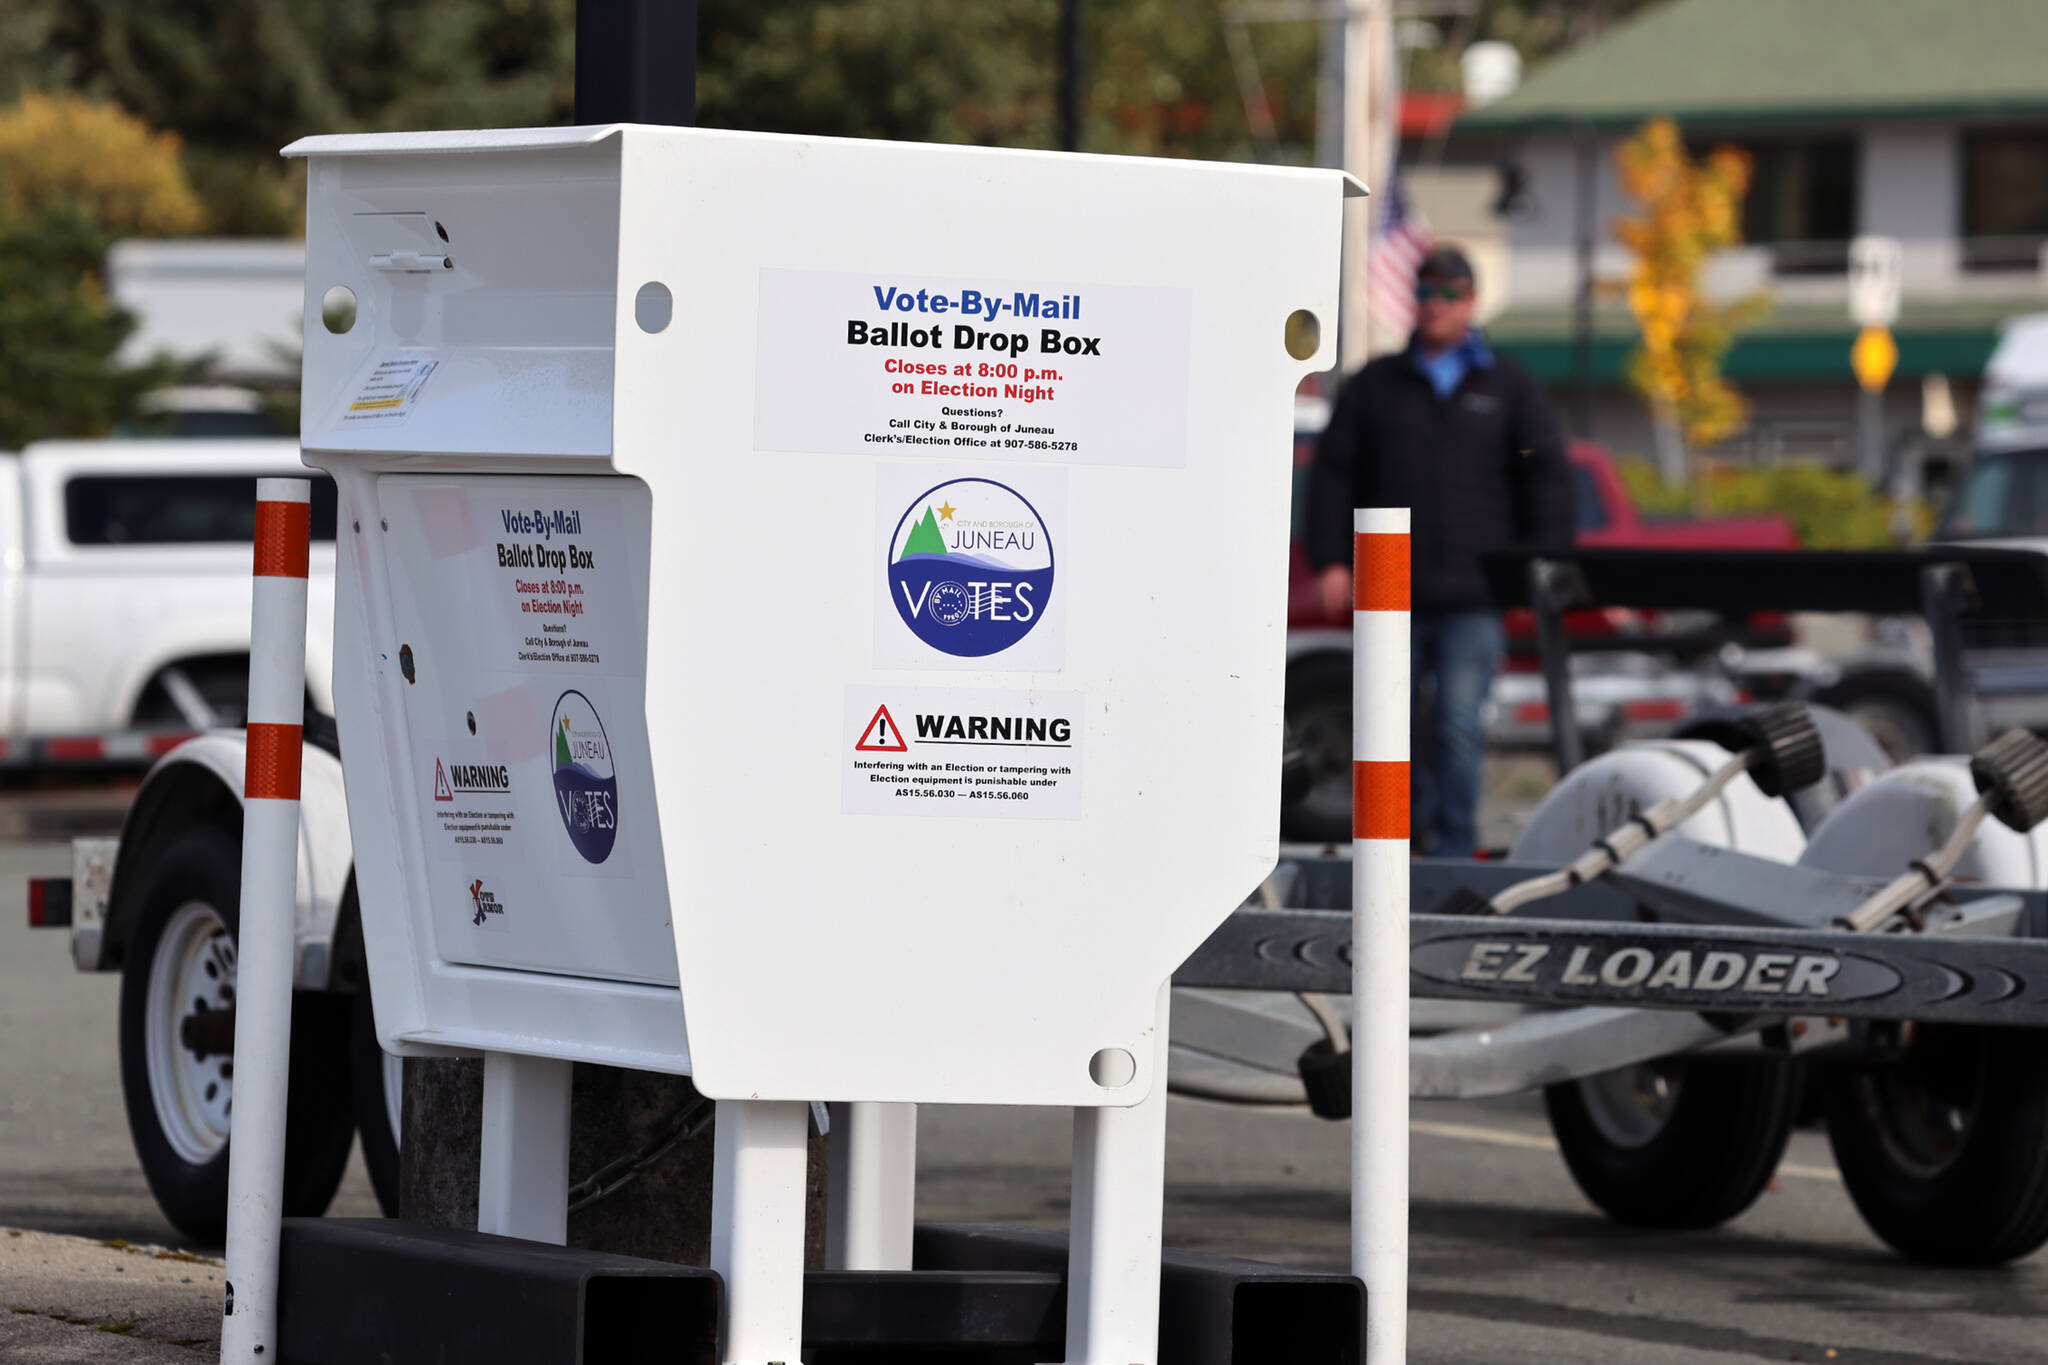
[5,832,2048,1362]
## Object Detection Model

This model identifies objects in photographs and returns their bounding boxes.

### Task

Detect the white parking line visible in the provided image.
[1411,1118,1840,1182]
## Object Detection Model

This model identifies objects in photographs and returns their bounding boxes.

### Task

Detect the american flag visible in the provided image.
[1367,174,1432,351]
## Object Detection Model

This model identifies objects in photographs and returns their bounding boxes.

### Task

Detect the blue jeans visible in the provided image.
[1411,611,1502,857]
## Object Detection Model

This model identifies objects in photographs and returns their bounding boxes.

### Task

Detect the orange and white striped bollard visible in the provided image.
[1352,507,1410,1365]
[220,478,312,1363]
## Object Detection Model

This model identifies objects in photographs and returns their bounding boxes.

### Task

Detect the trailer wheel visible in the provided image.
[1545,1053,1800,1229]
[1282,654,1354,843]
[1825,1024,2048,1266]
[117,826,356,1245]
[350,985,402,1217]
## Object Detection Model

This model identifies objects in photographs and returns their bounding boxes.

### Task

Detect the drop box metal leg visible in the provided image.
[826,1101,918,1271]
[712,1098,810,1364]
[476,1052,572,1243]
[1066,981,1172,1365]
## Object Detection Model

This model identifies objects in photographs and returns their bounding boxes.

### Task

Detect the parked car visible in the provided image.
[0,439,336,752]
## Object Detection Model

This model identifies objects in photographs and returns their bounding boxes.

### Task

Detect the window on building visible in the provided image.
[1736,139,1859,273]
[1963,129,2048,271]
[65,475,339,546]
[1691,137,1858,272]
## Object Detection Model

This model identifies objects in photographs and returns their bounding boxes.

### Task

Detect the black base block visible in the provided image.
[275,1218,722,1365]
[275,1217,1361,1365]
[915,1223,1363,1365]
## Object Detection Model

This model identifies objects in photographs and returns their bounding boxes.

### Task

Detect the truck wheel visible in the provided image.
[1545,1054,1800,1228]
[1815,673,1937,762]
[350,985,402,1217]
[132,661,250,730]
[1282,655,1352,842]
[117,826,356,1245]
[1825,1024,2048,1265]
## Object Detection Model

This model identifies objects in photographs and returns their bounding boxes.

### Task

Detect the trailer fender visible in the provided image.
[98,732,352,988]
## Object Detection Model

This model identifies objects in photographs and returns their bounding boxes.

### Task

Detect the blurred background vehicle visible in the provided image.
[0,439,335,761]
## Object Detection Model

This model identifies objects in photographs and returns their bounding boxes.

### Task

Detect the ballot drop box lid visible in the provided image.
[289,124,1353,1104]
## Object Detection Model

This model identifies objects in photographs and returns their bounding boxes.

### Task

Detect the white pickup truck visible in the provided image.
[17,438,385,1246]
[0,437,336,750]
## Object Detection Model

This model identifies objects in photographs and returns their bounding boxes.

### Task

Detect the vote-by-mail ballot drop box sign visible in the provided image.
[289,125,1351,1100]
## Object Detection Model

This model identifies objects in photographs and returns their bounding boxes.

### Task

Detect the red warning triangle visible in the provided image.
[855,704,908,752]
[433,758,454,802]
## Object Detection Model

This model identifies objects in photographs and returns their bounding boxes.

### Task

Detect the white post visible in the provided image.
[476,1051,574,1243]
[1352,507,1410,1365]
[825,1102,918,1271]
[711,1098,811,1365]
[1065,980,1172,1365]
[220,478,312,1364]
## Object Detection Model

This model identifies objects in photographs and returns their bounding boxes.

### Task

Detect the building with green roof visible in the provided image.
[1450,0,2048,469]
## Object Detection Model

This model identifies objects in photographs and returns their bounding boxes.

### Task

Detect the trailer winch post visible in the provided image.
[1527,556,1587,775]
[1922,561,1976,754]
[219,478,312,1364]
[1353,508,1411,1365]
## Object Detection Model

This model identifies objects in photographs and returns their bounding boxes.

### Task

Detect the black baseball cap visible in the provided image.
[1417,246,1475,283]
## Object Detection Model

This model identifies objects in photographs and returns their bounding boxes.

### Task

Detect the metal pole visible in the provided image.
[825,1102,918,1271]
[219,479,312,1364]
[711,1099,811,1365]
[1858,386,1886,485]
[1352,508,1410,1365]
[576,0,697,125]
[1337,0,1388,374]
[1065,981,1172,1365]
[1572,128,1597,439]
[476,1053,573,1243]
[1060,0,1083,152]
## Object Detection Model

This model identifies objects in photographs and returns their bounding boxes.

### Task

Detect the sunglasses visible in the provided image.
[1416,280,1472,303]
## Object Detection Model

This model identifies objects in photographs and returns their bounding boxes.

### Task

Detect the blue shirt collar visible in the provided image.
[1407,328,1493,371]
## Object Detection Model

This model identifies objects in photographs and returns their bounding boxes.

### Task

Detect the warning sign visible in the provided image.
[855,704,909,752]
[843,684,1083,820]
[434,759,454,802]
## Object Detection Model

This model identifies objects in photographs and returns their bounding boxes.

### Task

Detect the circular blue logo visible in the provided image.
[550,689,618,864]
[888,479,1054,658]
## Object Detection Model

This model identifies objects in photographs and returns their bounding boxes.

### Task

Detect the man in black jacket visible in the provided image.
[1307,246,1573,855]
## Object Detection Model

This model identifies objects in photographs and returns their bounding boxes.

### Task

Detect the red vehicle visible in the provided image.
[1282,403,1799,842]
[1286,432,1797,630]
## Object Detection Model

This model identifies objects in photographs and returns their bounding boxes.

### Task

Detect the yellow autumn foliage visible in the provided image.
[0,91,203,236]
[1614,118,1757,450]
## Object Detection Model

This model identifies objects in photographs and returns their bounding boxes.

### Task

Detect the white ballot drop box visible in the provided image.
[290,122,1350,1101]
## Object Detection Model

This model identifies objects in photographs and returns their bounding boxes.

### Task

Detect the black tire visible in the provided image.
[117,826,356,1245]
[131,661,250,729]
[1545,1054,1801,1229]
[350,984,402,1217]
[1814,672,1938,762]
[1825,1024,2048,1266]
[1282,654,1352,842]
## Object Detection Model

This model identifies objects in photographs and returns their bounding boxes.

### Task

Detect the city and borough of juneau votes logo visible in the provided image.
[888,478,1054,657]
[551,689,618,863]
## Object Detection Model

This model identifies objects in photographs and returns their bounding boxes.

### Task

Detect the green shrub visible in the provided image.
[1614,456,1926,549]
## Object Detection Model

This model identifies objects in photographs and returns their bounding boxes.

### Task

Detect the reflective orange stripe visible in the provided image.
[1353,532,1410,612]
[254,500,311,579]
[245,722,303,801]
[1353,760,1409,840]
